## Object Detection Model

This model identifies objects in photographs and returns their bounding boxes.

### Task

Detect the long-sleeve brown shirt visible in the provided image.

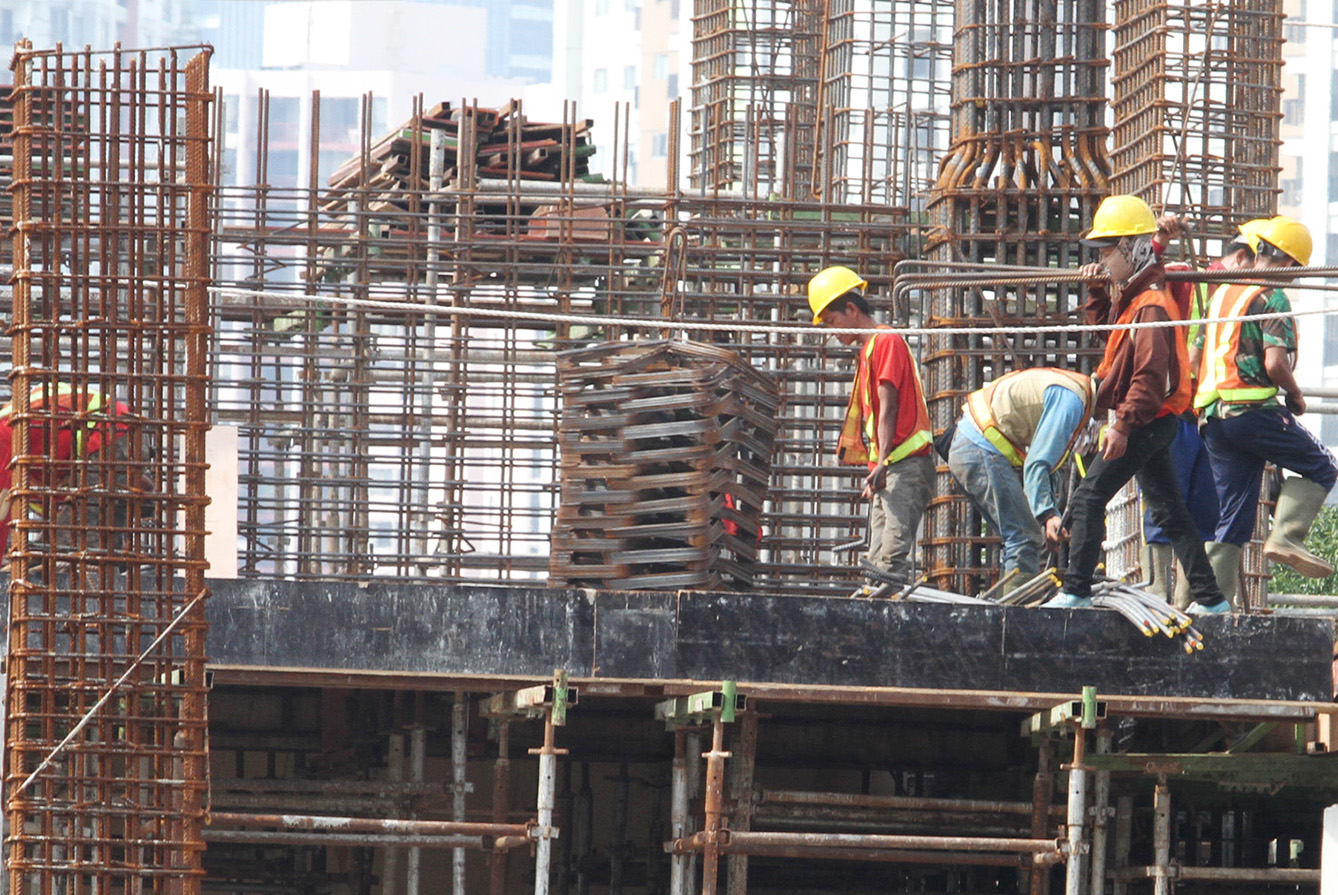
[1083,263,1184,433]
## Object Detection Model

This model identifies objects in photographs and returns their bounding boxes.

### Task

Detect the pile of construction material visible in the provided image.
[326,101,595,201]
[550,340,780,591]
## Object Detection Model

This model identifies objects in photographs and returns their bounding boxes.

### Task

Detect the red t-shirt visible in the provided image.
[859,330,931,468]
[0,395,130,553]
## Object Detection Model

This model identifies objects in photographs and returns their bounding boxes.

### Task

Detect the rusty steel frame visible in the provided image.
[688,0,824,195]
[1110,0,1284,237]
[5,44,214,894]
[211,95,915,596]
[1108,0,1284,601]
[814,0,954,208]
[919,0,1111,594]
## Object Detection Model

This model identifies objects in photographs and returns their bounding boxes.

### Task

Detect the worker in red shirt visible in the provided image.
[808,266,934,584]
[0,384,143,557]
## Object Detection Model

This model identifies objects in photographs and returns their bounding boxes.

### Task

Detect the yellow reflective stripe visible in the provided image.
[886,428,932,464]
[966,386,1027,467]
[1217,386,1278,403]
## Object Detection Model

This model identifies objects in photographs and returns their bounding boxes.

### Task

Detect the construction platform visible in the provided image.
[206,579,1335,707]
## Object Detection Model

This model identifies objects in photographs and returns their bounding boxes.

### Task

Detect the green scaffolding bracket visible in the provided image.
[1022,687,1107,741]
[654,680,745,729]
[481,669,578,725]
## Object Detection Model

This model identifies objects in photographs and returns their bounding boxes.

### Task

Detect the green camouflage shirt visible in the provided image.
[1194,287,1296,419]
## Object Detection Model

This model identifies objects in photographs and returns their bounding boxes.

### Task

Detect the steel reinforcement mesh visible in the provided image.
[1109,0,1284,607]
[1111,0,1283,234]
[688,0,824,195]
[918,0,1111,593]
[211,98,912,594]
[5,45,214,894]
[815,0,953,208]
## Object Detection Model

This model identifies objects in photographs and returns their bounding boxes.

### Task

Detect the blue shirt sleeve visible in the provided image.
[1024,386,1087,521]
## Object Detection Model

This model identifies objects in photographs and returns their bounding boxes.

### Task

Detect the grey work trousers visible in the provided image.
[867,453,934,582]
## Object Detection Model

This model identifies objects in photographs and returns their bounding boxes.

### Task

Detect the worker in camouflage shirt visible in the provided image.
[1192,216,1338,605]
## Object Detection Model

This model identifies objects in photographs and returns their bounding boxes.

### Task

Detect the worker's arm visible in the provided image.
[1264,345,1305,415]
[1024,388,1087,543]
[863,381,899,497]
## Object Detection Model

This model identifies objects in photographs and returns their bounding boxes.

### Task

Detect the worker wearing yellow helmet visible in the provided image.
[1139,215,1269,608]
[808,265,933,583]
[1195,214,1337,601]
[1046,194,1229,615]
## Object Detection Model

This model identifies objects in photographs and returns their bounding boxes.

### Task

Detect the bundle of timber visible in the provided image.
[551,340,780,591]
[326,100,596,198]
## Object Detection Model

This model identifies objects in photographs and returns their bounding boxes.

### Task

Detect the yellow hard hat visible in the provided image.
[1257,215,1312,266]
[1082,195,1159,246]
[1232,218,1271,253]
[807,266,867,324]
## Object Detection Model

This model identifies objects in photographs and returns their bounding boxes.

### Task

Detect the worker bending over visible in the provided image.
[0,384,147,557]
[946,368,1095,583]
[1142,216,1266,607]
[1047,195,1229,613]
[1194,215,1337,601]
[809,266,933,583]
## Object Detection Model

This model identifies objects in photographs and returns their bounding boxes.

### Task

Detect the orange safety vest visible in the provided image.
[1097,288,1192,418]
[965,368,1095,468]
[1194,282,1278,410]
[836,327,932,466]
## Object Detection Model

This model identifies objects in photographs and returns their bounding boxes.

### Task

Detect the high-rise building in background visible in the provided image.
[535,0,690,186]
[1279,0,1338,445]
[3,0,196,51]
[210,1,538,197]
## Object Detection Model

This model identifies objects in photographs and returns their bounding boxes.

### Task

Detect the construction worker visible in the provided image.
[946,368,1096,582]
[1141,217,1267,607]
[0,384,148,557]
[809,265,933,583]
[1194,215,1337,603]
[1046,195,1229,613]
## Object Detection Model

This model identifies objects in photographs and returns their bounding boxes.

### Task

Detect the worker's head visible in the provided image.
[1219,218,1269,269]
[1082,195,1160,285]
[808,266,870,342]
[1254,216,1312,269]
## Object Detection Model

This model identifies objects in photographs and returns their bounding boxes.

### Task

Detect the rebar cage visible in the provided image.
[5,44,214,894]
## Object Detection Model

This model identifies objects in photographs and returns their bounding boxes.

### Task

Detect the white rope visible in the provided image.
[210,284,1338,339]
[13,590,207,799]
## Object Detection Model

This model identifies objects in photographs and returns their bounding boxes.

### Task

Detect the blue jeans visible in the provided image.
[947,431,1043,576]
[1143,416,1218,544]
[1202,409,1338,545]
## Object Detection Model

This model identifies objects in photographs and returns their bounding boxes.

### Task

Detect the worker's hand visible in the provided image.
[1286,390,1306,416]
[1043,515,1069,551]
[1156,212,1185,241]
[1079,262,1104,282]
[1102,425,1128,461]
[862,464,888,498]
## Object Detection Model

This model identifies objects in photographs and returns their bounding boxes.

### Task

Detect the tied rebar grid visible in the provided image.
[5,45,214,894]
[919,0,1110,594]
[1111,0,1283,233]
[688,0,823,196]
[815,0,953,208]
[1109,0,1284,604]
[211,95,912,594]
